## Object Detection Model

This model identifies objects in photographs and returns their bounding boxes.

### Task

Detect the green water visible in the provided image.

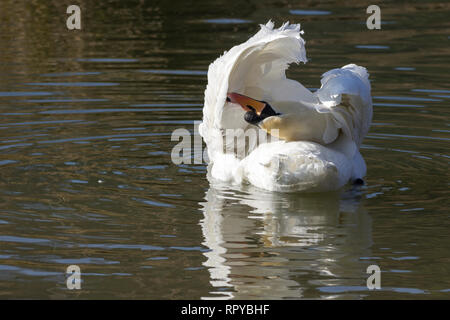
[0,0,448,299]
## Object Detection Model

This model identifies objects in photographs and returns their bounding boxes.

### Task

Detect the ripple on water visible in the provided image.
[0,160,17,165]
[76,58,138,63]
[26,82,119,87]
[318,286,426,294]
[40,72,102,77]
[203,18,252,24]
[290,9,332,15]
[138,69,207,75]
[132,197,175,208]
[355,45,390,50]
[0,91,54,97]
[394,67,416,71]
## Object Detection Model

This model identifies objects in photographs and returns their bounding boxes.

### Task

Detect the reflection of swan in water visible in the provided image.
[199,181,372,299]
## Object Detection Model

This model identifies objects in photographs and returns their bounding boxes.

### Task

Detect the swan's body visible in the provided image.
[199,21,372,192]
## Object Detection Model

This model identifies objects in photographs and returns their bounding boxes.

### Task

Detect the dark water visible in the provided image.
[0,0,449,299]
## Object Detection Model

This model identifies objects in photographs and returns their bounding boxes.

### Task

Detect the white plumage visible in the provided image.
[199,21,373,192]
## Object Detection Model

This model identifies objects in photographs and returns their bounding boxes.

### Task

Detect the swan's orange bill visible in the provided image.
[226,92,266,115]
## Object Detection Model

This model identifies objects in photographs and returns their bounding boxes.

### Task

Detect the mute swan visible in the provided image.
[199,21,373,192]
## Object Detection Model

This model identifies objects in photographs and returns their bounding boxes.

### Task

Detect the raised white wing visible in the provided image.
[314,64,373,148]
[199,21,313,162]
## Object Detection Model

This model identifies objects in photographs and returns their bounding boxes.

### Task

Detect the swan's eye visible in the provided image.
[244,111,260,124]
[226,97,231,102]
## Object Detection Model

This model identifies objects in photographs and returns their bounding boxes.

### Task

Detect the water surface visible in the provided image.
[0,0,449,299]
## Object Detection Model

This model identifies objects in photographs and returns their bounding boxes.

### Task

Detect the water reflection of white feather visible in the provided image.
[199,183,372,299]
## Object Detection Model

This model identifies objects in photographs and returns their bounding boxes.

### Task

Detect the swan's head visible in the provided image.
[226,92,266,114]
[226,92,279,125]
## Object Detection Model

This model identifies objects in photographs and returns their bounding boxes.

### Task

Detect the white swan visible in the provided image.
[199,21,373,192]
